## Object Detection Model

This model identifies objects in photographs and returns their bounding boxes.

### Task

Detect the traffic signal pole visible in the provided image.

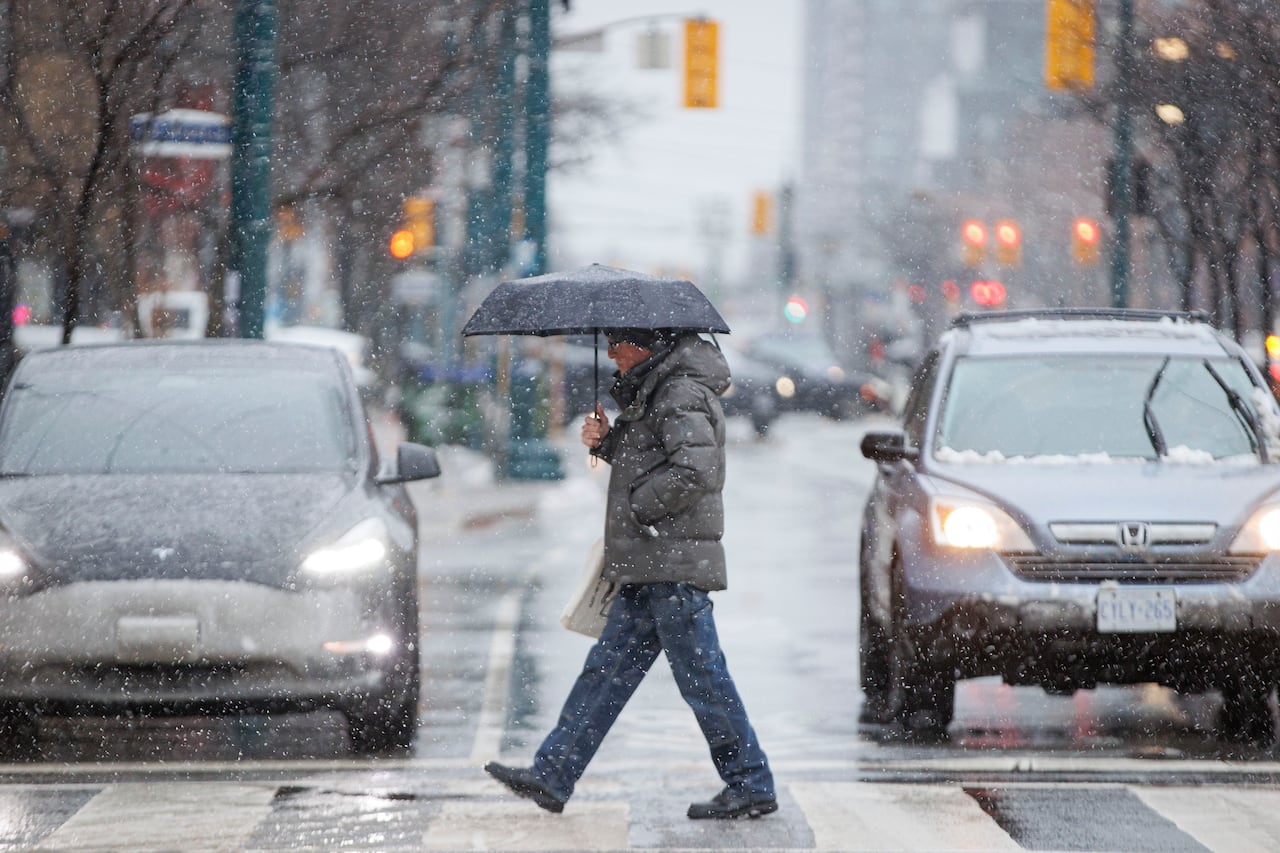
[230,0,278,339]
[1109,0,1134,309]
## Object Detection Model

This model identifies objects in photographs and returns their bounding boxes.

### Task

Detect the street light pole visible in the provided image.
[230,0,278,339]
[525,0,550,278]
[1109,0,1134,309]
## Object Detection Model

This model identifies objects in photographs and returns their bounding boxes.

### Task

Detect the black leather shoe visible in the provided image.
[687,787,778,820]
[484,761,566,814]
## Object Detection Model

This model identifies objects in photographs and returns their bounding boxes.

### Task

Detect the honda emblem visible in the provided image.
[1118,522,1150,550]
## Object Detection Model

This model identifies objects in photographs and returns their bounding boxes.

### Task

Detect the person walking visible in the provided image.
[484,328,776,819]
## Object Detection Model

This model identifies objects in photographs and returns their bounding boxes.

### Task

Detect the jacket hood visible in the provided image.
[611,334,730,418]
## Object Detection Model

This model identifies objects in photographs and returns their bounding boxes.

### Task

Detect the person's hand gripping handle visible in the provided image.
[581,403,609,450]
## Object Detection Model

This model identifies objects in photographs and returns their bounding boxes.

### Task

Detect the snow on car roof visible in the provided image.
[948,317,1232,358]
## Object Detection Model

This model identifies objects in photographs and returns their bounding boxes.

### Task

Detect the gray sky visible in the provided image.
[547,1,804,286]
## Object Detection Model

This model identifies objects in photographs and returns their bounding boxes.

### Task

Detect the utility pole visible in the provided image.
[1109,0,1134,309]
[230,0,278,339]
[525,0,550,278]
[501,0,563,480]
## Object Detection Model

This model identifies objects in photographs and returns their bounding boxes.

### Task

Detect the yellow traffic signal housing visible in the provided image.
[750,191,772,235]
[402,196,435,253]
[961,219,987,268]
[994,220,1022,266]
[1072,217,1101,266]
[1045,0,1096,91]
[683,19,718,109]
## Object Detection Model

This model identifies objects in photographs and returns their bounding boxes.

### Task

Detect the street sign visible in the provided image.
[130,110,232,159]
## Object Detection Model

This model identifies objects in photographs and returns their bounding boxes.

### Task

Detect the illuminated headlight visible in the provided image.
[0,549,26,579]
[1229,505,1280,553]
[930,497,1035,552]
[776,376,796,398]
[302,518,389,576]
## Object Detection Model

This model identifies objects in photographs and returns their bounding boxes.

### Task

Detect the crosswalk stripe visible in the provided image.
[33,782,278,853]
[1135,786,1280,853]
[421,801,629,851]
[790,782,1020,852]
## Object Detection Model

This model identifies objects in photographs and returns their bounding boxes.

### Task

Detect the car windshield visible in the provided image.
[0,366,356,475]
[936,354,1273,461]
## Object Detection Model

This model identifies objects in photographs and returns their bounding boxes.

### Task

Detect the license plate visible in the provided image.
[1096,587,1177,633]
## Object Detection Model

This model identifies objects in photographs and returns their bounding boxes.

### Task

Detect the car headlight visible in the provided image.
[776,376,796,398]
[1229,505,1280,553]
[0,549,25,579]
[929,496,1035,552]
[301,518,389,576]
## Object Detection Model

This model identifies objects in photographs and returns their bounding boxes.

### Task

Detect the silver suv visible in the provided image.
[859,309,1280,742]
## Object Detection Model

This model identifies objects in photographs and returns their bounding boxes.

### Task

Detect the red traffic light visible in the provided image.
[994,220,1021,248]
[970,280,1006,307]
[961,219,988,247]
[1073,217,1099,245]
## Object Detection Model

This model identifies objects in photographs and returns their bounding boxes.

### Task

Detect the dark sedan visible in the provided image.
[745,332,892,419]
[0,341,440,755]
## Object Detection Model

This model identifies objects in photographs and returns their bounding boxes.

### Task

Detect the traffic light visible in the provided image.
[1072,217,1101,266]
[961,219,987,268]
[750,191,772,235]
[403,196,435,253]
[389,229,415,260]
[994,220,1022,267]
[1045,0,1095,91]
[783,295,809,324]
[683,19,718,108]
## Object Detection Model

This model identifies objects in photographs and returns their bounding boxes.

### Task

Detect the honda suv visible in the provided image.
[859,309,1280,742]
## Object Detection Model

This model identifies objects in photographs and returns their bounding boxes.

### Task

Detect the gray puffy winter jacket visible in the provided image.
[591,334,730,591]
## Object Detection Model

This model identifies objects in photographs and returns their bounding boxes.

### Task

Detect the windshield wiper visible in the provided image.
[1143,357,1170,458]
[1203,360,1268,462]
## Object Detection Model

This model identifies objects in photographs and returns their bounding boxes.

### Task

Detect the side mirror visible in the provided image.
[860,430,919,463]
[377,442,442,484]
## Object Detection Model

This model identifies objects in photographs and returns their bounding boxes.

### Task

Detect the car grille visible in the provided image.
[1007,556,1260,583]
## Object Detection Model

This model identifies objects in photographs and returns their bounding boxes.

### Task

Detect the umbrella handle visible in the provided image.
[591,329,601,467]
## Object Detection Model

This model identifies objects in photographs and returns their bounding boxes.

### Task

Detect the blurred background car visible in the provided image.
[0,340,440,755]
[744,331,893,420]
[265,323,378,396]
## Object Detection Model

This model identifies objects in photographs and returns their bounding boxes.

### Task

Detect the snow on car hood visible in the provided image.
[928,454,1280,525]
[0,473,351,588]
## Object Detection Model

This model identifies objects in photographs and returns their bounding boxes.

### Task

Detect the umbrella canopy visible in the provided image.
[460,264,730,337]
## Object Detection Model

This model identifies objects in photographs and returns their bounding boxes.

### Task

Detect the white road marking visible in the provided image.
[790,781,1020,852]
[33,782,277,852]
[421,800,628,851]
[1136,786,1280,853]
[470,588,525,763]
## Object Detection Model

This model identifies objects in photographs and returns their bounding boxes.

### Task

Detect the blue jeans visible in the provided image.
[532,582,774,802]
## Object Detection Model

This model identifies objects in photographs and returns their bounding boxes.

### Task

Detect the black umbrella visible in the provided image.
[461,264,730,407]
[460,264,730,337]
